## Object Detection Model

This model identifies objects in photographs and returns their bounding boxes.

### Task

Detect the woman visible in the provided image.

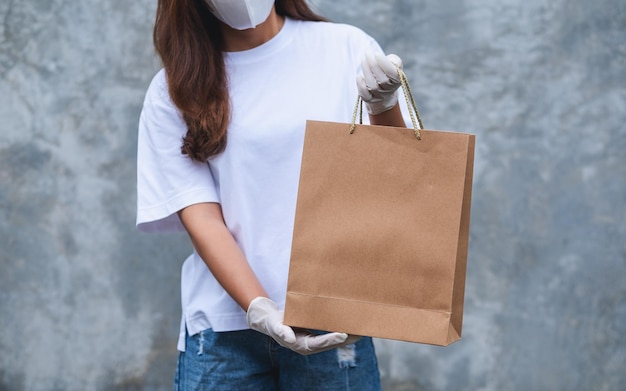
[137,0,406,389]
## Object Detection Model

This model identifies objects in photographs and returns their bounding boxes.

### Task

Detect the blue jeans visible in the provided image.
[173,328,382,391]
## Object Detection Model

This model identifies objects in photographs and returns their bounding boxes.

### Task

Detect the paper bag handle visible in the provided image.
[349,66,424,140]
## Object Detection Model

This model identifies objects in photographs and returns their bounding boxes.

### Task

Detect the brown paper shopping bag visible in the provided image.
[283,69,475,346]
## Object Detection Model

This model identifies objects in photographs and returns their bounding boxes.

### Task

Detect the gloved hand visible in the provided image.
[356,51,404,115]
[246,297,359,355]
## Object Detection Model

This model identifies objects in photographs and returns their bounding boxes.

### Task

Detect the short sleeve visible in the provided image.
[136,70,220,233]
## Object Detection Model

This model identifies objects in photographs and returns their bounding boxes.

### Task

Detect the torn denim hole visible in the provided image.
[337,344,357,368]
[197,330,205,356]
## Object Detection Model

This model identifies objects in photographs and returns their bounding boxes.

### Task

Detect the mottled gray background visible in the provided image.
[1,0,624,390]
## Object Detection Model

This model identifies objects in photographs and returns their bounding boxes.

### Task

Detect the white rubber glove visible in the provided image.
[356,51,404,115]
[246,297,357,355]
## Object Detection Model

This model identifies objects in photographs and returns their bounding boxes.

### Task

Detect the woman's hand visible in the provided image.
[246,297,360,355]
[357,51,404,115]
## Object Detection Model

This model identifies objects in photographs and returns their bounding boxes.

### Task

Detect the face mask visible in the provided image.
[205,0,275,30]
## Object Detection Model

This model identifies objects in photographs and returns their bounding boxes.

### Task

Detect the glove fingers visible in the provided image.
[266,308,297,345]
[364,52,391,91]
[357,51,403,114]
[361,52,380,94]
[386,53,403,69]
[344,334,362,345]
[270,320,296,345]
[356,74,374,101]
[304,332,349,351]
[370,52,400,90]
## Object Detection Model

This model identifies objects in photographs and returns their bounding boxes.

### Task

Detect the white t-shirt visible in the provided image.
[137,17,382,351]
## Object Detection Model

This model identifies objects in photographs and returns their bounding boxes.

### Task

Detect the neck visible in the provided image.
[220,8,285,52]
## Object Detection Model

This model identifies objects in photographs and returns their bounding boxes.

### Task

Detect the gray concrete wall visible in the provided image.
[1,0,624,390]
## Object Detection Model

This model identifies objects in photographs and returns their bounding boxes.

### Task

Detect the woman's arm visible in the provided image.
[178,202,268,311]
[178,202,353,354]
[369,102,406,127]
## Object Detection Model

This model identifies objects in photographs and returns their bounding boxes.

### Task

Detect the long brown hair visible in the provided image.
[153,0,327,162]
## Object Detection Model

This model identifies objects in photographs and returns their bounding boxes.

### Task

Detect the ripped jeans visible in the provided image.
[173,328,381,391]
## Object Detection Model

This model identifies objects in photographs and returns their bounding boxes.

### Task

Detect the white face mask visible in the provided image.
[205,0,275,30]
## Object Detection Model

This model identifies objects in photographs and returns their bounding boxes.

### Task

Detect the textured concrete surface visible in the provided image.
[1,0,625,390]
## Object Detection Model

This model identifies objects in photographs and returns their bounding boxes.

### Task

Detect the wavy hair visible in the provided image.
[153,0,326,162]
